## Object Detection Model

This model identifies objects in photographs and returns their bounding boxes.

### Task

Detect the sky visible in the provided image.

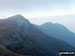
[0,0,75,18]
[0,0,75,32]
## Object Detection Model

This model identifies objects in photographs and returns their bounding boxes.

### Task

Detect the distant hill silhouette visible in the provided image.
[35,22,75,47]
[0,15,75,56]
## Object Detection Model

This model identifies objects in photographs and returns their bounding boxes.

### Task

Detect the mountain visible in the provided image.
[35,22,75,47]
[0,15,75,56]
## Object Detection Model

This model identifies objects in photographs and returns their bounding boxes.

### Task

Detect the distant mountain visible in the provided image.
[0,15,75,56]
[35,22,75,47]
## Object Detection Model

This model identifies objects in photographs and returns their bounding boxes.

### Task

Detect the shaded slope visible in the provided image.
[0,44,30,56]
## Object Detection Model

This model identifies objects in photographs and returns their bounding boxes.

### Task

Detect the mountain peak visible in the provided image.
[40,22,54,26]
[12,14,24,18]
[7,14,30,23]
[8,14,25,20]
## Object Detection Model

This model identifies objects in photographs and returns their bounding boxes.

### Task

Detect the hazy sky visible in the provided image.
[0,0,75,32]
[0,0,75,18]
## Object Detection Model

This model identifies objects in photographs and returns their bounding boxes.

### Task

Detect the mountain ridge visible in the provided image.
[0,15,75,56]
[35,22,75,47]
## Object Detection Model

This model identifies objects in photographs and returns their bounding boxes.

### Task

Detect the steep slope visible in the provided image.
[35,22,75,47]
[0,15,75,56]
